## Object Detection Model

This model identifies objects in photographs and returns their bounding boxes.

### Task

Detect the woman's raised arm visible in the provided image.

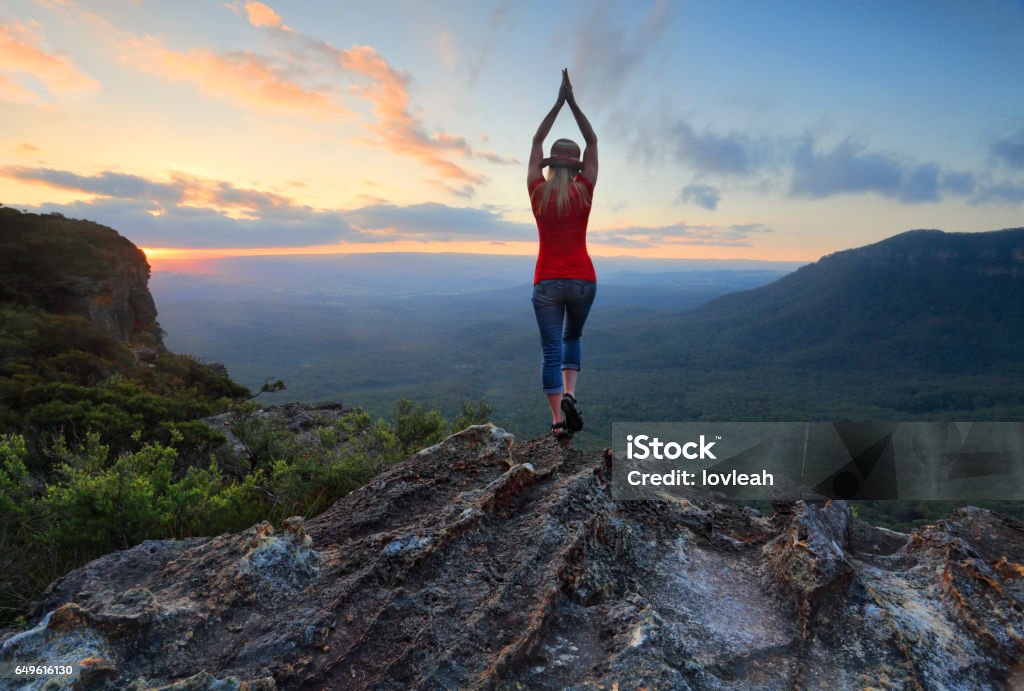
[563,69,598,187]
[528,82,566,188]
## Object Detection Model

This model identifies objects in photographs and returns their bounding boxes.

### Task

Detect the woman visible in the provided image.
[527,69,598,442]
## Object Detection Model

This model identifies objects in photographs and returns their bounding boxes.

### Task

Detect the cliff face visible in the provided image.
[86,248,160,345]
[0,206,164,351]
[3,425,1023,690]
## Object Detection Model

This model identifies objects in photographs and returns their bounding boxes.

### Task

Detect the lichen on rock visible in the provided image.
[236,518,321,597]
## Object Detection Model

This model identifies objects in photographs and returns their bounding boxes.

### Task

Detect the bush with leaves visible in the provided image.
[0,305,247,471]
[0,396,494,626]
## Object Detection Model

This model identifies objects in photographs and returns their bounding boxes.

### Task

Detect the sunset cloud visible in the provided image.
[0,18,100,103]
[334,43,486,185]
[467,0,513,87]
[624,112,782,178]
[590,222,772,248]
[28,196,356,249]
[244,1,284,29]
[3,165,303,218]
[232,3,516,188]
[677,183,722,210]
[0,72,38,104]
[437,32,457,68]
[79,1,519,194]
[570,0,671,109]
[789,137,977,203]
[970,180,1024,206]
[124,35,351,121]
[624,107,1010,208]
[426,180,477,199]
[2,165,534,246]
[15,195,534,249]
[990,127,1024,170]
[346,202,533,241]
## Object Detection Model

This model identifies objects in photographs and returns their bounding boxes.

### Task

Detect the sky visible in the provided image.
[2,0,1024,272]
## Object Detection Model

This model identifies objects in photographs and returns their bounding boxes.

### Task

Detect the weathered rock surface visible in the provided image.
[3,425,1024,689]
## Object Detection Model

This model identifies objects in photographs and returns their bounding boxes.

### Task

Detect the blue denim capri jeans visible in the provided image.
[531,278,597,394]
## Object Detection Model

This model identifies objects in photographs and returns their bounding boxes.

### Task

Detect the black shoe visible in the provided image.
[551,421,573,441]
[561,393,584,432]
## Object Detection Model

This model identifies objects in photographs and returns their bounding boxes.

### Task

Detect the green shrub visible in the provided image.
[0,305,249,470]
[224,405,304,473]
[0,434,33,532]
[0,396,493,626]
[394,398,448,452]
[454,398,495,429]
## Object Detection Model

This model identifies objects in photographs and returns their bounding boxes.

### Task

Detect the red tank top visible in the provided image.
[529,174,597,284]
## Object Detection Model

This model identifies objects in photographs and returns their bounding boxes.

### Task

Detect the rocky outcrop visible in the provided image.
[0,206,165,351]
[201,401,355,455]
[86,255,162,347]
[3,425,1024,689]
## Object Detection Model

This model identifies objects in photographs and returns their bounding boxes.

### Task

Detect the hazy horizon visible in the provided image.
[149,251,800,306]
[147,249,806,275]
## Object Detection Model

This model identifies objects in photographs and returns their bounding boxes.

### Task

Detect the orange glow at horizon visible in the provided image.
[140,241,820,272]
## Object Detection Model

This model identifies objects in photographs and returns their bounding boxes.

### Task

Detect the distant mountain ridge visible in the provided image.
[573,226,1024,424]
[818,227,1024,273]
[672,226,1024,372]
[699,226,1024,313]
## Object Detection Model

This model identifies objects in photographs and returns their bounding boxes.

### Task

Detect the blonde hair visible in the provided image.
[531,166,592,217]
